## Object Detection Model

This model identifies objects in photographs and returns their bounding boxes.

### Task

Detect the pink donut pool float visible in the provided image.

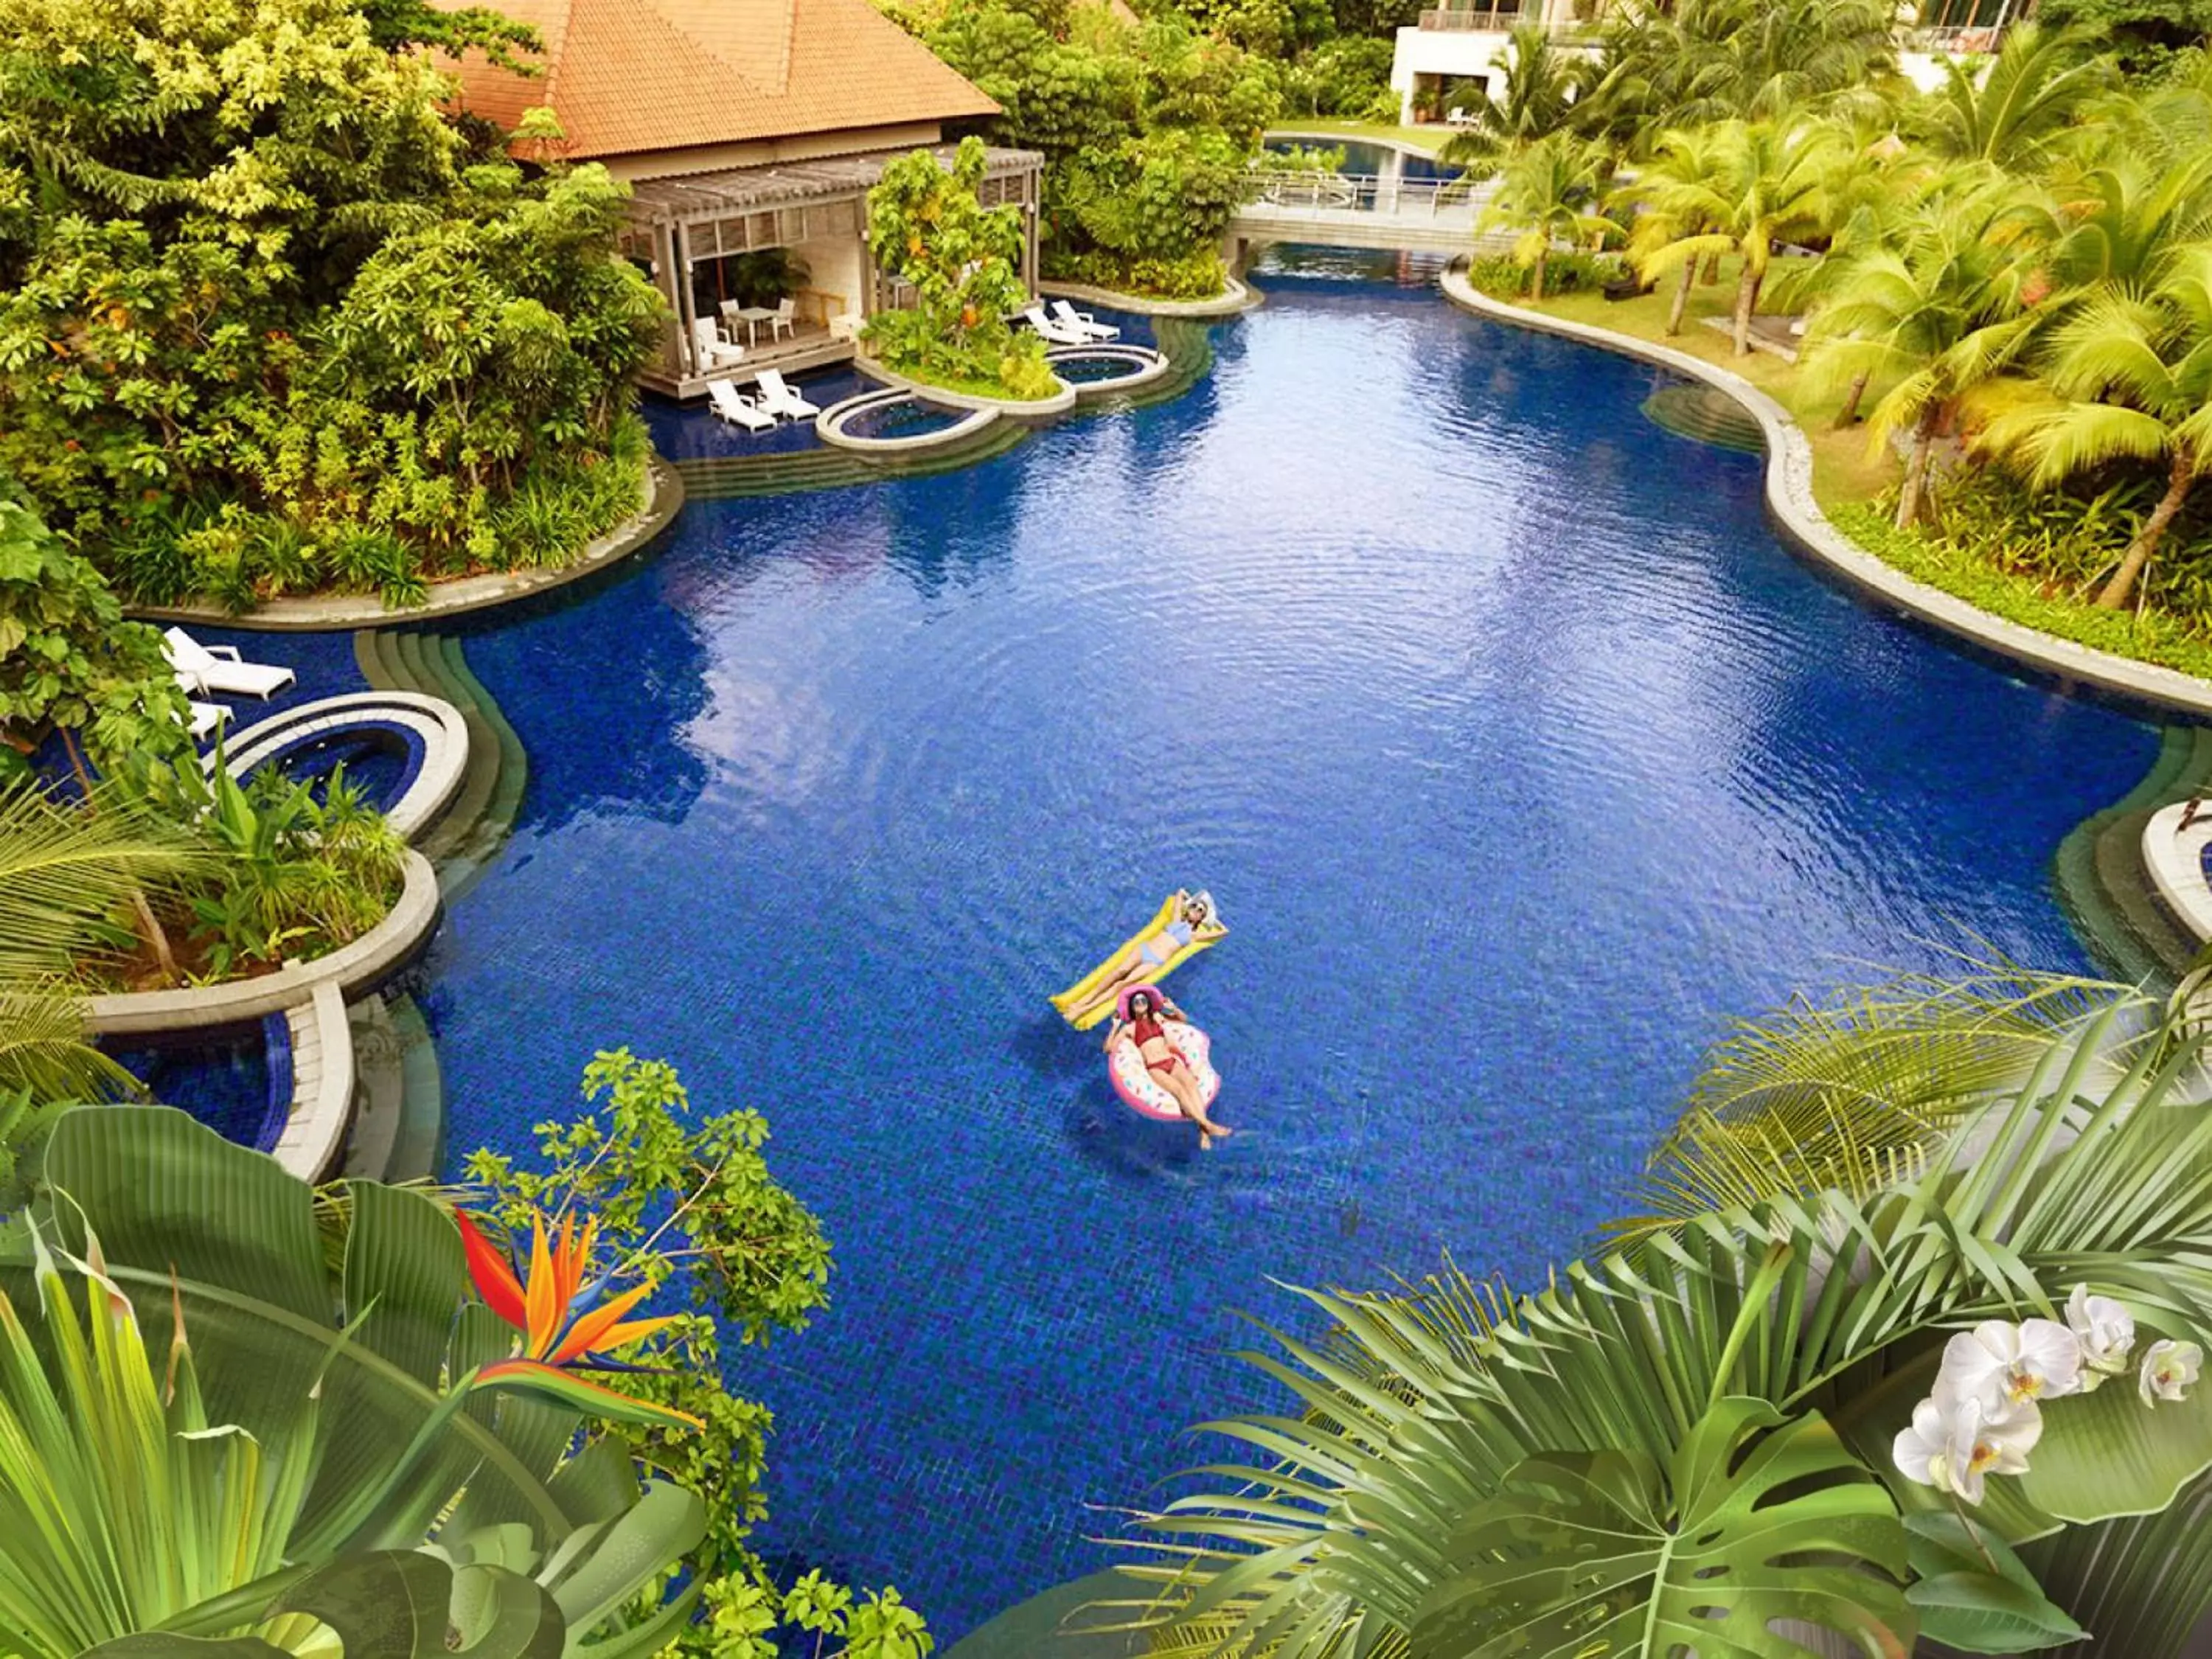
[1107,984,1222,1122]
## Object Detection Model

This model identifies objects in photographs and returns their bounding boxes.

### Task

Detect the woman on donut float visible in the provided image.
[1105,988,1234,1148]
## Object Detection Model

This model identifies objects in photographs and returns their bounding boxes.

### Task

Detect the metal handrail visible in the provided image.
[1240,170,1492,220]
[1902,22,2007,52]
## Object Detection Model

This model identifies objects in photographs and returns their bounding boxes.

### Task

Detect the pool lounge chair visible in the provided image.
[1020,305,1089,346]
[1049,300,1119,343]
[755,369,819,420]
[691,318,746,372]
[164,627,296,698]
[708,380,777,432]
[187,699,229,743]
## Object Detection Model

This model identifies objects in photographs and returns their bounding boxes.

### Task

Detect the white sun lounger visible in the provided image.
[1021,305,1089,346]
[692,318,746,372]
[708,380,776,431]
[164,627,296,699]
[1050,300,1119,342]
[755,369,819,420]
[187,700,229,742]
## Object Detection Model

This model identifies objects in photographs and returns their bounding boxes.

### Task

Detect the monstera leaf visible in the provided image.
[1411,1397,1913,1659]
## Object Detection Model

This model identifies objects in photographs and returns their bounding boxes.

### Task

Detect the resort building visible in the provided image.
[1388,0,2025,124]
[436,0,1046,396]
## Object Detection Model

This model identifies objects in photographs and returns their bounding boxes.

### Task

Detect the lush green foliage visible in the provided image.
[862,139,1056,400]
[924,0,1276,297]
[1278,36,1397,121]
[462,1052,925,1659]
[0,1105,706,1659]
[0,496,187,771]
[0,0,661,611]
[1477,135,1618,301]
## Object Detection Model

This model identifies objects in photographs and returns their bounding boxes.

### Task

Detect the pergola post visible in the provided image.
[672,221,702,378]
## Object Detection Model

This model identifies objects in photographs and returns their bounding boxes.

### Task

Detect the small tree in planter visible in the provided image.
[863,137,1056,400]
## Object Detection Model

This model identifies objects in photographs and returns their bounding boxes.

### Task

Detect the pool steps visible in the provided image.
[1641,383,1766,454]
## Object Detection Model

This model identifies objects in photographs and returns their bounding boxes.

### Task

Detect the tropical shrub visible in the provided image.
[863,139,1057,400]
[1052,247,1229,299]
[0,1105,707,1659]
[1463,249,1625,300]
[930,0,1276,299]
[0,0,662,611]
[0,496,187,775]
[1279,37,1395,118]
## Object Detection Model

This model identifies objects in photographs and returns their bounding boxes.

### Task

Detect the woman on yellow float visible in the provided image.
[1055,891,1225,1029]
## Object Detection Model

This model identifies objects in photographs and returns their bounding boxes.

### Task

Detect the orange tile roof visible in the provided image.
[434,0,1001,162]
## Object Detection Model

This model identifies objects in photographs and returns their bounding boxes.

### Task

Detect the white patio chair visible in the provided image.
[692,317,745,371]
[708,380,777,432]
[1049,299,1119,343]
[770,298,798,342]
[164,627,296,698]
[1020,305,1088,346]
[754,369,819,420]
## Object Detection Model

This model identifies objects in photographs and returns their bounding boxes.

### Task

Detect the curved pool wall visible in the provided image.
[346,249,2167,1635]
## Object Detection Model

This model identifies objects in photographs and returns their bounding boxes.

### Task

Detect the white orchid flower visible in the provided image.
[1938,1319,2084,1413]
[1891,1387,2042,1505]
[2140,1340,2205,1406]
[2066,1286,2135,1391]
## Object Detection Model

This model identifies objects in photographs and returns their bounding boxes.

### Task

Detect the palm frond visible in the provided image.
[0,981,136,1105]
[0,782,207,981]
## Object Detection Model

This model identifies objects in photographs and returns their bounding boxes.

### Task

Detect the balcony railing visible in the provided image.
[1239,170,1493,218]
[1415,6,1593,28]
[1902,22,2008,52]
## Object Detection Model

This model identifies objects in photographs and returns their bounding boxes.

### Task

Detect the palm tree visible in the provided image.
[1102,982,2212,1659]
[1434,24,1589,179]
[1629,119,1837,358]
[0,779,205,1101]
[1981,248,2212,611]
[1803,177,2052,528]
[1916,22,2115,171]
[1475,133,1617,302]
[1615,124,1732,335]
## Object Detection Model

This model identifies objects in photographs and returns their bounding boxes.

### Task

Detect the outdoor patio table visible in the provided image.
[736,305,777,346]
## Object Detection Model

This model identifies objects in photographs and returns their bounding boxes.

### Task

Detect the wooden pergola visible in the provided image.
[617,145,1045,397]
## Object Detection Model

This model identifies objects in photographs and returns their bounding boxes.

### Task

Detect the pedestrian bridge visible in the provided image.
[1229,170,1514,256]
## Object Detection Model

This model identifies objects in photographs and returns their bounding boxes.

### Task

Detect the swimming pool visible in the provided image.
[421,250,2159,1636]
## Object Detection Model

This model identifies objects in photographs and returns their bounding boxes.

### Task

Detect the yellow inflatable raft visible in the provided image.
[1051,889,1225,1030]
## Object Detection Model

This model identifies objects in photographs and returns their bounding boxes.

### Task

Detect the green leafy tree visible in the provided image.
[463,1051,928,1659]
[2036,0,2212,75]
[862,138,1054,399]
[1981,248,2212,610]
[1476,134,1618,302]
[0,497,186,779]
[0,0,662,609]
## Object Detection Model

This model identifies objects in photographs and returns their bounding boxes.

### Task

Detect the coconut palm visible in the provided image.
[1615,124,1733,335]
[1475,133,1618,302]
[1102,990,2212,1659]
[1629,118,1837,357]
[1434,24,1590,179]
[1980,247,2212,611]
[1804,176,2053,528]
[1916,22,2115,170]
[2043,152,2212,296]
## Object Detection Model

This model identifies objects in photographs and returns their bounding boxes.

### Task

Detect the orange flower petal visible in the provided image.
[524,1215,560,1357]
[546,1280,657,1366]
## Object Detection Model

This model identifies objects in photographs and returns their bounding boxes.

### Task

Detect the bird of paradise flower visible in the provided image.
[457,1209,703,1431]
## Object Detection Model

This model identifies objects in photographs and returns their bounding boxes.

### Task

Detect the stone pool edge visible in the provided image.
[1039,273,1261,319]
[124,453,687,633]
[1439,267,2212,722]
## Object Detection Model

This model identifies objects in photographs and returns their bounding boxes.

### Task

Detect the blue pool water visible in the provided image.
[420,252,2157,1636]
